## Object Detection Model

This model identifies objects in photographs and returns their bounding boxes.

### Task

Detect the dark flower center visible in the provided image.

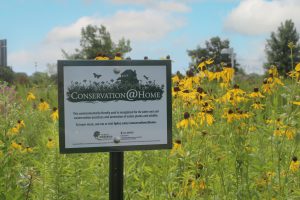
[292,156,298,162]
[184,112,190,119]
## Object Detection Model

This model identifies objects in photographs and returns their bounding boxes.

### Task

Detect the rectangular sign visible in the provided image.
[58,60,172,153]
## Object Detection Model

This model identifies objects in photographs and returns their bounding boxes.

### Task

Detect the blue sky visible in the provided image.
[1,0,300,75]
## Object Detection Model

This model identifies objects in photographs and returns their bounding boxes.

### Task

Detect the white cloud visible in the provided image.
[157,2,190,13]
[45,9,185,43]
[9,8,186,74]
[110,0,190,13]
[224,0,300,35]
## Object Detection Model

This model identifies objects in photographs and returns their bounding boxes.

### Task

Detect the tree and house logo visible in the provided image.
[66,69,164,102]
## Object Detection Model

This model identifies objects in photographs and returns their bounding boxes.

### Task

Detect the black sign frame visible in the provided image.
[58,60,172,154]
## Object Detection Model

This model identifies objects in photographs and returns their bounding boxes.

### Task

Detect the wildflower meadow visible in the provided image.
[1,47,300,199]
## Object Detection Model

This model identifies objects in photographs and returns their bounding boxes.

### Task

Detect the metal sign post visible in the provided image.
[109,152,124,200]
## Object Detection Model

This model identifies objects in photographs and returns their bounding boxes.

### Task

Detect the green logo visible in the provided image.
[67,69,164,102]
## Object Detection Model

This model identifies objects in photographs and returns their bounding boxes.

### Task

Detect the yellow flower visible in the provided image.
[114,53,123,60]
[199,180,206,190]
[266,171,275,180]
[221,67,235,83]
[296,63,300,71]
[172,86,181,97]
[273,128,284,137]
[289,70,300,81]
[288,63,300,81]
[230,84,246,96]
[176,112,197,129]
[95,53,109,60]
[38,99,49,111]
[251,102,264,110]
[170,139,185,156]
[291,101,300,106]
[11,141,22,150]
[51,107,59,121]
[261,81,273,94]
[198,58,213,71]
[285,128,296,140]
[268,65,279,78]
[198,111,214,126]
[9,126,19,135]
[23,146,33,153]
[290,157,300,173]
[266,118,284,127]
[235,110,251,120]
[222,109,235,123]
[172,75,180,84]
[16,120,25,129]
[47,138,55,149]
[248,125,257,132]
[27,92,36,101]
[249,88,264,98]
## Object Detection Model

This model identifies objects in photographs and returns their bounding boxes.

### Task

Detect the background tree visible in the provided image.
[0,66,15,84]
[14,72,29,85]
[187,36,241,73]
[265,19,300,75]
[62,25,132,59]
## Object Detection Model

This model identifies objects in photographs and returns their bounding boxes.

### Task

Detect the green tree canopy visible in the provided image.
[187,36,230,64]
[62,25,132,59]
[187,36,241,72]
[265,19,300,75]
[0,66,15,84]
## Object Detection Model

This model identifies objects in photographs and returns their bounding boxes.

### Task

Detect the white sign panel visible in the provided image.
[58,60,172,153]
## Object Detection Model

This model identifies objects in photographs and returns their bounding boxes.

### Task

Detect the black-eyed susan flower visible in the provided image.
[114,52,123,60]
[172,86,181,97]
[273,128,284,137]
[47,138,55,149]
[172,75,180,84]
[23,146,33,153]
[251,101,265,110]
[266,171,276,180]
[249,88,265,98]
[236,110,252,120]
[289,156,300,173]
[11,141,22,150]
[221,66,235,83]
[266,118,284,127]
[95,53,109,60]
[285,127,296,140]
[222,109,235,123]
[170,139,185,156]
[51,107,59,121]
[38,99,49,111]
[198,111,214,126]
[16,120,25,129]
[291,101,300,106]
[288,63,300,81]
[198,58,213,71]
[27,92,36,101]
[176,112,197,129]
[267,73,284,86]
[261,79,274,94]
[9,126,19,136]
[268,65,279,78]
[196,87,207,99]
